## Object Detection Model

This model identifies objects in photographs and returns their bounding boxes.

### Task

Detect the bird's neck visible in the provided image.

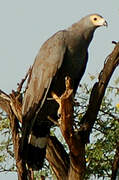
[83,28,95,47]
[67,23,96,49]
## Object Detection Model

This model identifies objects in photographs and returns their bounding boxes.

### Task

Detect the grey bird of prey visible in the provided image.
[21,14,107,170]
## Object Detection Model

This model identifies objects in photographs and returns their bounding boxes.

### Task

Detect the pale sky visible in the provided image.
[0,0,119,179]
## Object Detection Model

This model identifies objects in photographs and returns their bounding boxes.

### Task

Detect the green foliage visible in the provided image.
[84,81,119,179]
[0,114,16,172]
[0,117,9,131]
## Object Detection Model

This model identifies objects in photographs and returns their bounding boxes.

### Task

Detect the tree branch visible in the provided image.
[46,136,70,180]
[52,77,74,151]
[0,83,32,179]
[52,77,86,180]
[17,66,32,93]
[79,42,119,143]
[0,90,11,115]
[111,141,119,180]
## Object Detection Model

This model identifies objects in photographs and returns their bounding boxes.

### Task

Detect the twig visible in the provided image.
[17,66,32,93]
[47,116,59,126]
[79,42,119,143]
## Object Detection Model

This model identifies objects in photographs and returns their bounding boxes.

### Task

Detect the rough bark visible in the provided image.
[52,76,86,179]
[10,114,28,180]
[46,136,70,180]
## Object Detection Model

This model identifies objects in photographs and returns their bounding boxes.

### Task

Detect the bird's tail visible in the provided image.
[26,133,48,170]
[21,121,50,170]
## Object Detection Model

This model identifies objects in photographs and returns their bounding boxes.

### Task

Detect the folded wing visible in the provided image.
[22,31,66,119]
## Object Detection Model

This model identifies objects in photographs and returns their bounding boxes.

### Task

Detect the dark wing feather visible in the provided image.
[22,30,66,119]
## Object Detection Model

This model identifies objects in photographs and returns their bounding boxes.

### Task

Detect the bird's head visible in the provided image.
[68,14,108,33]
[89,14,108,28]
[67,13,108,47]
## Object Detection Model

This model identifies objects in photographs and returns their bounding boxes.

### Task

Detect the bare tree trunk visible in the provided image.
[46,136,69,180]
[9,94,34,180]
[9,114,29,180]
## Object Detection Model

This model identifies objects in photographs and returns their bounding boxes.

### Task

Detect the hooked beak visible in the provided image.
[103,20,108,27]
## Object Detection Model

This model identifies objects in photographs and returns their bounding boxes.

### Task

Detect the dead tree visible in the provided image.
[0,43,119,179]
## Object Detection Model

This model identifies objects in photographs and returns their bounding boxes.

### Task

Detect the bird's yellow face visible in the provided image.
[90,15,108,27]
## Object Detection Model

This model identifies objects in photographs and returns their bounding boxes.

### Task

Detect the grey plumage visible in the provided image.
[21,14,107,170]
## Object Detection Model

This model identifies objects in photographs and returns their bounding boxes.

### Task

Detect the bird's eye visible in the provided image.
[94,17,97,21]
